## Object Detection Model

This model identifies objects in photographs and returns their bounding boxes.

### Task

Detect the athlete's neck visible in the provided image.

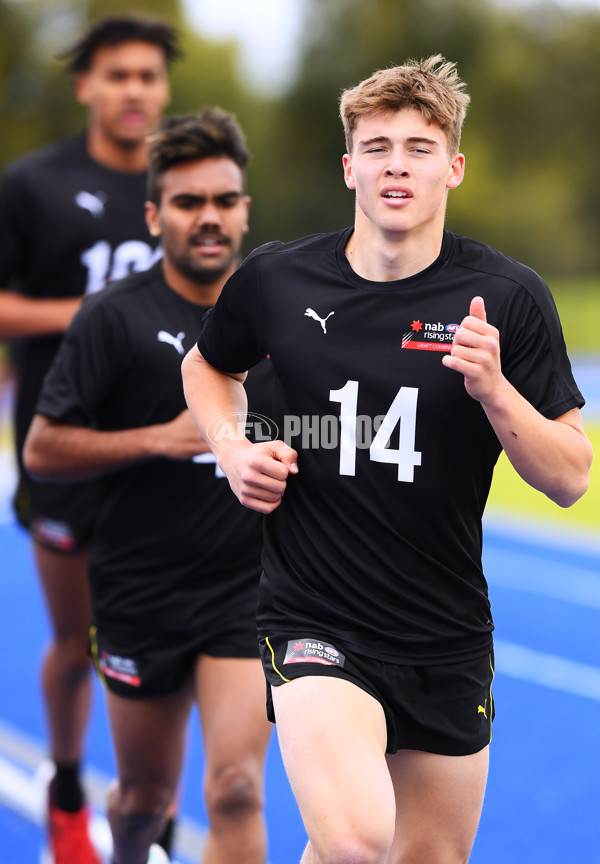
[346,218,444,282]
[161,258,237,308]
[85,128,149,174]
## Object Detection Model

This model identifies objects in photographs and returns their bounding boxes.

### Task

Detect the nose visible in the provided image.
[124,77,145,101]
[385,146,408,177]
[123,73,154,102]
[195,201,223,227]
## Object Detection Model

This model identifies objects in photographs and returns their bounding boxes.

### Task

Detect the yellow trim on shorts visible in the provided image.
[89,625,107,689]
[266,636,290,683]
[488,652,495,744]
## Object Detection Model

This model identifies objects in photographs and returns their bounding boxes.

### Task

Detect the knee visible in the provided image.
[313,823,392,864]
[108,778,172,828]
[46,636,92,685]
[205,764,263,823]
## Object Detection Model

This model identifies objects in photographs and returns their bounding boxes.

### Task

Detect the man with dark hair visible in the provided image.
[59,15,180,74]
[182,56,592,864]
[0,15,177,864]
[24,109,273,864]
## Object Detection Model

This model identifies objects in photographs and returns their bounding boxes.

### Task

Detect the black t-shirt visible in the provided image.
[0,132,160,458]
[36,263,273,636]
[197,227,584,664]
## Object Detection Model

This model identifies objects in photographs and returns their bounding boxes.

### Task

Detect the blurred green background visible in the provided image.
[0,0,597,528]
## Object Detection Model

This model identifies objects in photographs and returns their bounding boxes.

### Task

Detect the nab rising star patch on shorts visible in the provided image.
[284,638,346,667]
[99,651,141,687]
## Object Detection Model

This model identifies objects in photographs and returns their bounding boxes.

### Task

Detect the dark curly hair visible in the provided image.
[59,15,180,74]
[147,109,250,204]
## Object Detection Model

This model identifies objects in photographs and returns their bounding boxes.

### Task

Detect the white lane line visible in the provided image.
[487,560,600,610]
[495,639,600,701]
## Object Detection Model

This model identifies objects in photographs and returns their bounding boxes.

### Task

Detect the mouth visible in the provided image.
[381,186,412,202]
[190,235,230,251]
[120,110,146,126]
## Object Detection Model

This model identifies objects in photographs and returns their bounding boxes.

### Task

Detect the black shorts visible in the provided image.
[260,633,495,756]
[14,472,101,552]
[90,617,260,699]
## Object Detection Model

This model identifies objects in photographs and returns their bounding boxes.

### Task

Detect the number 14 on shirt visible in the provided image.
[330,380,422,482]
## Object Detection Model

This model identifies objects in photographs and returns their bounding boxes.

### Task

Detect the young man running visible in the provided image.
[24,109,273,864]
[0,16,177,863]
[182,56,592,864]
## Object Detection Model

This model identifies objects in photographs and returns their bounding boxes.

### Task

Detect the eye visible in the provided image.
[175,197,201,210]
[216,194,242,208]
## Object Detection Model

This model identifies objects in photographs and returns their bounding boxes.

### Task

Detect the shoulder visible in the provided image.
[446,232,548,298]
[2,134,85,183]
[77,266,157,322]
[243,228,350,266]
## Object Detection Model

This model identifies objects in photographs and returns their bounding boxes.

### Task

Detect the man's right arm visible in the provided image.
[0,290,83,339]
[24,409,210,483]
[182,345,298,514]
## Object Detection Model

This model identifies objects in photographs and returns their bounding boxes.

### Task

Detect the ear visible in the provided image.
[144,201,161,237]
[242,195,251,233]
[161,80,172,112]
[342,154,356,190]
[74,72,91,107]
[446,153,465,190]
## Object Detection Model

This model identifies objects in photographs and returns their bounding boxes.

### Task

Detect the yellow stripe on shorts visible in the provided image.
[488,652,495,744]
[89,625,107,688]
[266,636,290,683]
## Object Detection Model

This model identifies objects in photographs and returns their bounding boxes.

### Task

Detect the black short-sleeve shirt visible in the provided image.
[197,228,584,664]
[0,133,160,457]
[37,264,273,635]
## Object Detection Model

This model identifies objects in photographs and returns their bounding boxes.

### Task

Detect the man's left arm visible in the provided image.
[442,296,592,507]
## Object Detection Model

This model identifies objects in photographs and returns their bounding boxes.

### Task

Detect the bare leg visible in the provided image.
[386,746,489,864]
[272,676,395,864]
[195,656,272,864]
[106,685,193,864]
[34,542,92,765]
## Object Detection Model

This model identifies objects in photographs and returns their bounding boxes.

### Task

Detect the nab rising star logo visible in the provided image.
[75,190,106,218]
[401,318,459,352]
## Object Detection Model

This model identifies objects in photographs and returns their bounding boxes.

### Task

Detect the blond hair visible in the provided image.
[339,54,470,155]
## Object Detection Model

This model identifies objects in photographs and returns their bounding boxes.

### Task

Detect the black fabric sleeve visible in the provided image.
[499,275,584,420]
[35,294,127,426]
[196,246,273,373]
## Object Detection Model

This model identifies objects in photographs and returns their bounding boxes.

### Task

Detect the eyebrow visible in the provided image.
[406,136,440,147]
[357,135,441,148]
[170,191,243,203]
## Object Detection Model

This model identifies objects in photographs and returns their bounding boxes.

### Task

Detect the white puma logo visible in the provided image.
[305,307,335,334]
[75,191,106,218]
[157,330,185,355]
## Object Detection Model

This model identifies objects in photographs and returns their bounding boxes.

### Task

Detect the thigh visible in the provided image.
[106,686,193,791]
[195,656,272,769]
[386,746,489,864]
[272,675,395,853]
[33,541,90,639]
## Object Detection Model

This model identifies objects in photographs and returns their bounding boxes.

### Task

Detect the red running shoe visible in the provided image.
[48,788,102,864]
